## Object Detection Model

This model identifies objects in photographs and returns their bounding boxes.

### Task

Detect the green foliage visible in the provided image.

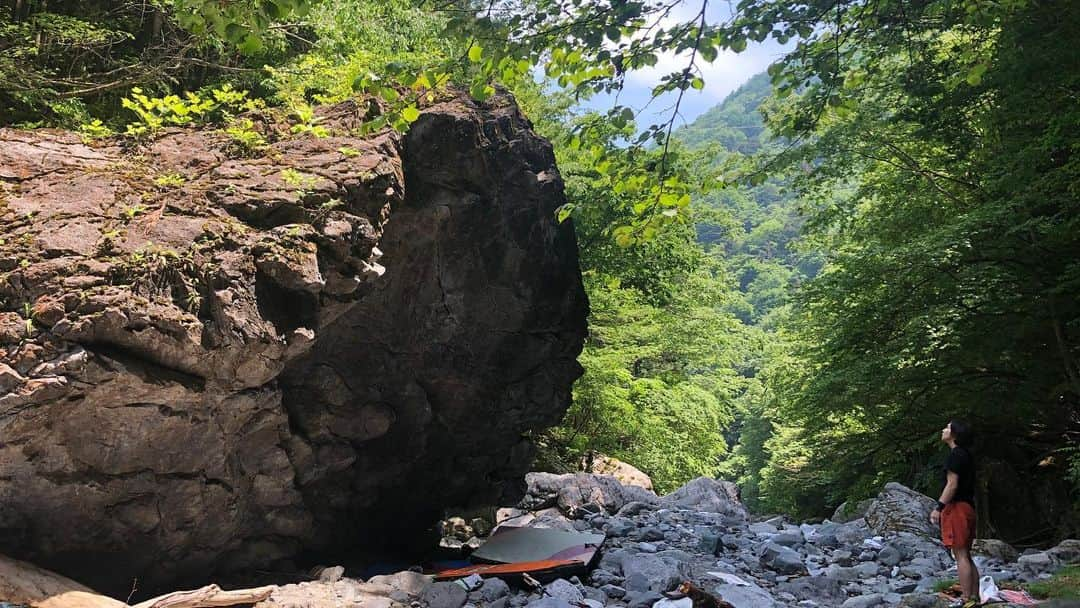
[1027,565,1080,600]
[527,85,747,493]
[78,119,115,140]
[153,173,186,188]
[287,104,330,138]
[0,1,306,125]
[171,0,315,55]
[224,118,268,156]
[715,0,1080,527]
[544,270,743,493]
[121,84,260,137]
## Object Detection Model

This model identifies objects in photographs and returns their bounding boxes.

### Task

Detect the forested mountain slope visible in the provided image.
[676,43,1080,544]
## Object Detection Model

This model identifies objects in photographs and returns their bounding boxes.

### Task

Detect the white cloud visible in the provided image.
[579,0,793,127]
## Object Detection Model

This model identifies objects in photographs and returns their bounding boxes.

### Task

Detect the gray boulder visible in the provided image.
[662,478,748,520]
[1048,539,1080,564]
[480,578,511,602]
[777,575,846,604]
[600,585,626,599]
[712,582,779,608]
[878,545,903,567]
[972,538,1019,563]
[524,598,574,608]
[833,499,874,524]
[522,472,659,517]
[1017,551,1058,575]
[422,582,468,608]
[626,591,664,608]
[842,593,884,608]
[758,542,808,575]
[865,483,938,538]
[619,553,691,592]
[543,579,583,604]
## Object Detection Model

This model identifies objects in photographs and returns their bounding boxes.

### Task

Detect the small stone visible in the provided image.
[600,585,626,599]
[856,562,881,578]
[316,565,344,582]
[481,578,511,602]
[544,579,583,605]
[638,526,665,541]
[878,546,902,567]
[422,582,468,608]
[524,598,573,608]
[625,591,664,608]
[841,593,884,608]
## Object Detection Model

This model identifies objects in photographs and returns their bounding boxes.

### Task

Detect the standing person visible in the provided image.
[930,420,979,608]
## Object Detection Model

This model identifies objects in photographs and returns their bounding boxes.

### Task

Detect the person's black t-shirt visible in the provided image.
[945,446,976,505]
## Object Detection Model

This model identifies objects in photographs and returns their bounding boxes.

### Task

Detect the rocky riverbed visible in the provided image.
[4,471,1076,608]
[240,473,1079,608]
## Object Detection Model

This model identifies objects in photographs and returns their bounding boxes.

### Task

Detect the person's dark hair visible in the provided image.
[949,419,974,448]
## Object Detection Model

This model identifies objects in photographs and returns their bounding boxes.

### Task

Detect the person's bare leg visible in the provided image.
[953,546,979,601]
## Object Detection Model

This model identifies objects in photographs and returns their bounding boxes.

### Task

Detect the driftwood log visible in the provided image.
[130,585,275,608]
[0,553,274,608]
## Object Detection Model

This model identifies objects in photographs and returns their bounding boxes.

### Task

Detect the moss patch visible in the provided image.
[1027,565,1080,600]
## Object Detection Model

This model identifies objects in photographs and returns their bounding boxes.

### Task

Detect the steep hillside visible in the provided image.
[675,73,822,326]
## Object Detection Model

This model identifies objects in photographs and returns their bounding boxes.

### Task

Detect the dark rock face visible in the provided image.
[0,93,586,593]
[279,97,587,552]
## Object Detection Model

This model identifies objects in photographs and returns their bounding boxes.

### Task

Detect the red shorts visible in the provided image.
[941,501,976,549]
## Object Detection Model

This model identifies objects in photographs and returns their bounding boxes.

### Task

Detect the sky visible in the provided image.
[579,1,793,128]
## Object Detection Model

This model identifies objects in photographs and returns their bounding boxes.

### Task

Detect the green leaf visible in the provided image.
[468,45,483,62]
[238,33,263,55]
[470,82,493,101]
[966,62,988,86]
[225,22,246,43]
[401,105,420,122]
[556,204,575,223]
[691,77,705,90]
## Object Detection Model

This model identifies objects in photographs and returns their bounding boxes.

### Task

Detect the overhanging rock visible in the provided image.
[0,91,587,594]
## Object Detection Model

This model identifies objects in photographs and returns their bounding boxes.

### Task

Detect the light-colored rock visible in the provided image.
[522,472,660,518]
[367,571,434,598]
[1047,539,1080,564]
[662,478,748,520]
[0,553,125,608]
[972,539,1019,563]
[1017,551,1058,574]
[712,582,779,608]
[544,579,584,604]
[581,453,655,491]
[865,483,938,538]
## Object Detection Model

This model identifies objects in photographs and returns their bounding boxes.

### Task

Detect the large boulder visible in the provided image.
[972,539,1019,563]
[520,472,660,517]
[1047,539,1080,564]
[581,453,654,491]
[661,477,748,521]
[865,483,939,538]
[0,92,587,593]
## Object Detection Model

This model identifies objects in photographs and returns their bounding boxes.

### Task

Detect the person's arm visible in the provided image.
[930,471,959,525]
